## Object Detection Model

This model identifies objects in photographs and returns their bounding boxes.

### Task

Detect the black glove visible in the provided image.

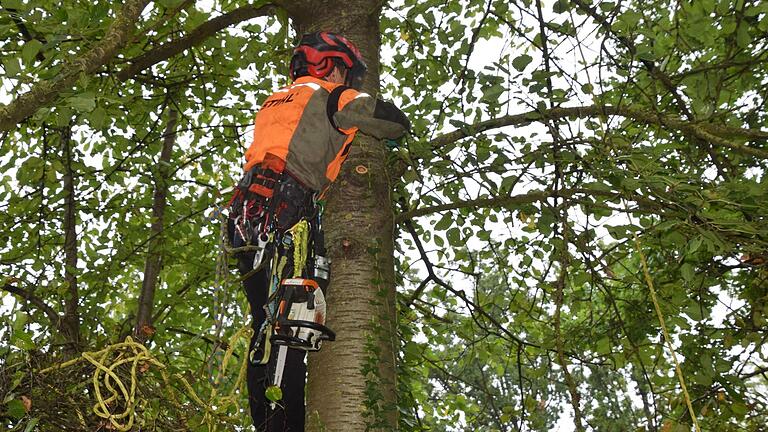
[374,99,411,134]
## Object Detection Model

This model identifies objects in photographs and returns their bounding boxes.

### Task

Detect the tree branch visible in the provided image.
[135,102,178,341]
[165,326,233,354]
[425,105,768,159]
[395,187,662,222]
[571,0,693,120]
[0,0,152,131]
[1,280,61,329]
[61,125,81,351]
[117,3,279,81]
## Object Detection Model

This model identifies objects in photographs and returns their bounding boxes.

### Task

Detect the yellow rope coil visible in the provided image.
[37,327,252,432]
[39,336,166,431]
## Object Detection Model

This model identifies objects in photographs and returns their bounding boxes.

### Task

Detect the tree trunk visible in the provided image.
[134,106,178,341]
[285,2,400,430]
[60,126,81,353]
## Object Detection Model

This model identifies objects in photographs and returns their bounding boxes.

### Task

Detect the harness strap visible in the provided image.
[327,85,351,133]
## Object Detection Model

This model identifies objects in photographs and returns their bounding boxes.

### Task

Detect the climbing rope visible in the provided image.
[634,235,701,432]
[289,219,309,278]
[38,336,165,431]
[37,327,252,432]
[208,214,233,386]
[213,212,230,343]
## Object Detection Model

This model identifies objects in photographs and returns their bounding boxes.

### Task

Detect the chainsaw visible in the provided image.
[272,277,335,350]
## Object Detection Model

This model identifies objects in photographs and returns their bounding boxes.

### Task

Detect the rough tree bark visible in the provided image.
[60,126,81,353]
[134,105,178,341]
[280,2,400,430]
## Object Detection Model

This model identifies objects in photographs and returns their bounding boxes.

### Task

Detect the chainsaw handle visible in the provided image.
[278,319,335,340]
[271,319,336,351]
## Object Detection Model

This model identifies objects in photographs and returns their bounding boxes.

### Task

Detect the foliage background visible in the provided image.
[1,0,767,430]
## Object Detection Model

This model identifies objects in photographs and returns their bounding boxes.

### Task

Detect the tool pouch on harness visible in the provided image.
[228,165,281,252]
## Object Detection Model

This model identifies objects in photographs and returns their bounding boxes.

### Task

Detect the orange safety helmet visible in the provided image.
[289,31,368,90]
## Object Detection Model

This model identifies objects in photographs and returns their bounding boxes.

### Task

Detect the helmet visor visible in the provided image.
[346,62,367,90]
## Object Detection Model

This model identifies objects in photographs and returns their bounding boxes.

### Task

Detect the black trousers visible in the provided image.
[232,173,317,431]
[239,257,307,431]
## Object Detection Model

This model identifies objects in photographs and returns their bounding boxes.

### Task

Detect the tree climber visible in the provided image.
[227,31,410,431]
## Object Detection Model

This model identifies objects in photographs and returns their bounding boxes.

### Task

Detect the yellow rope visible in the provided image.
[34,212,266,430]
[37,327,253,432]
[289,220,309,277]
[634,235,701,432]
[39,337,165,431]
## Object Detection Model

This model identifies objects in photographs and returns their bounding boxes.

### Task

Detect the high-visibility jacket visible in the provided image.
[244,76,408,192]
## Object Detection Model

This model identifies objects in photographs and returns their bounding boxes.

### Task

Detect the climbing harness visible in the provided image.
[225,166,336,403]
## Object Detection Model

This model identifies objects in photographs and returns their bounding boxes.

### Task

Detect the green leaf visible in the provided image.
[619,10,642,28]
[687,236,703,255]
[89,107,107,129]
[481,83,506,102]
[680,263,695,282]
[3,58,21,76]
[5,399,25,420]
[158,0,185,7]
[595,337,611,354]
[512,54,533,72]
[2,0,24,9]
[433,213,452,231]
[67,94,96,112]
[736,24,750,49]
[731,402,748,417]
[552,0,570,13]
[12,311,27,333]
[446,227,461,246]
[21,40,44,65]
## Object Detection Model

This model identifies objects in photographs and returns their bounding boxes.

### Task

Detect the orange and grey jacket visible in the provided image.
[244,76,409,192]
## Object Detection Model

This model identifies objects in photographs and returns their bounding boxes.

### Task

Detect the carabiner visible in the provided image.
[252,232,271,270]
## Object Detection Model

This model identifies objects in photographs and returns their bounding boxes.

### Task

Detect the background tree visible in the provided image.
[1,0,767,431]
